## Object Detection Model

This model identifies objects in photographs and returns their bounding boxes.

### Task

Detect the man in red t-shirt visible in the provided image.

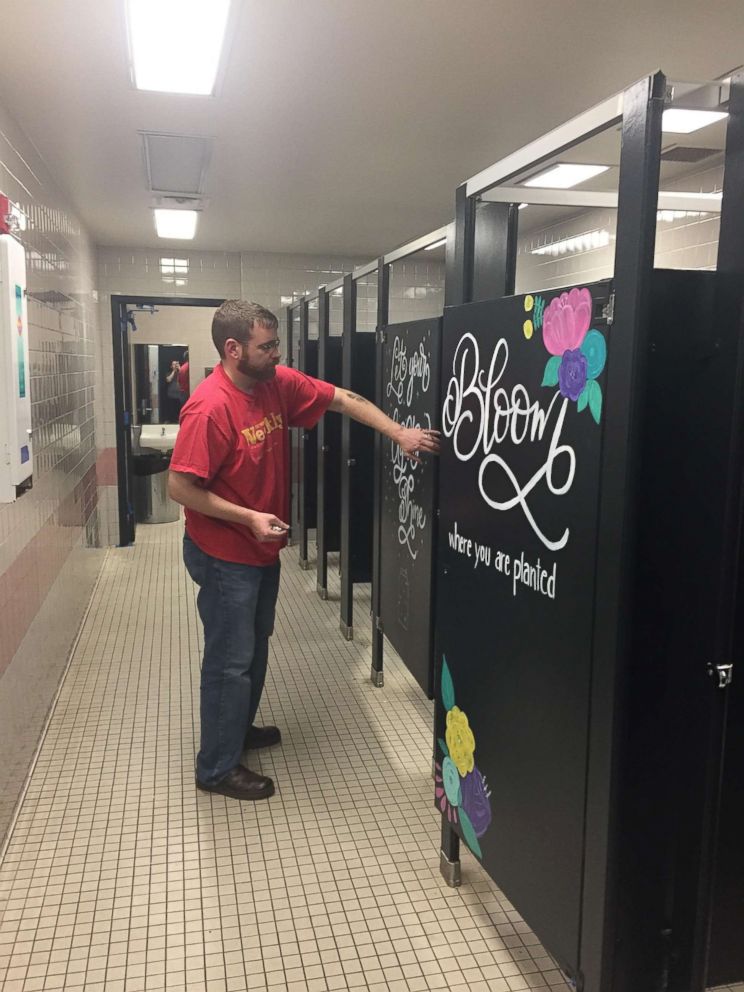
[169,300,439,801]
[177,352,190,397]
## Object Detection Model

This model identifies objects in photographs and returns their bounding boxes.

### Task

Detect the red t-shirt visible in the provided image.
[177,362,190,395]
[170,363,335,565]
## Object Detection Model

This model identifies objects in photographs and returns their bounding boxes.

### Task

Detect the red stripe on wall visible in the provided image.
[0,465,98,679]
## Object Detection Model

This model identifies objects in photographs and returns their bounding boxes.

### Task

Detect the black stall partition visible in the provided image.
[339,274,376,638]
[378,318,441,696]
[316,288,343,599]
[295,300,318,569]
[435,277,744,991]
[286,305,301,540]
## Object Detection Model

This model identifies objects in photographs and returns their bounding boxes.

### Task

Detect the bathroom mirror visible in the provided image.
[132,343,189,424]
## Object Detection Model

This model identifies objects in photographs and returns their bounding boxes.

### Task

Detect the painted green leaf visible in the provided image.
[587,379,603,424]
[438,737,450,758]
[458,807,483,859]
[441,656,455,711]
[580,329,607,379]
[541,356,561,387]
[577,385,590,413]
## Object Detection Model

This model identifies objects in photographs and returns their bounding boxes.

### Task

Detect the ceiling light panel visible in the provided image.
[524,163,610,189]
[142,132,213,195]
[532,229,611,256]
[662,109,728,134]
[127,0,231,95]
[154,209,198,240]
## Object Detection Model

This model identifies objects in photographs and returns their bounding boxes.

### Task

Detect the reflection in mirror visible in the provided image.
[132,343,189,424]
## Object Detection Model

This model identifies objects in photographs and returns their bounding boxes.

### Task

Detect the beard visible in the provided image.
[237,356,277,381]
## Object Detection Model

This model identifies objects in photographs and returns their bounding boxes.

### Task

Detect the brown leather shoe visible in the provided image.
[196,765,275,801]
[244,725,282,750]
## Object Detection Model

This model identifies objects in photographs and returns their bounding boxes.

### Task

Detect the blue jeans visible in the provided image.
[183,534,281,785]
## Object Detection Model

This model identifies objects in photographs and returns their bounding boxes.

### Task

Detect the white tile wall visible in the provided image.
[0,96,102,844]
[515,162,725,293]
[241,251,370,322]
[389,256,445,325]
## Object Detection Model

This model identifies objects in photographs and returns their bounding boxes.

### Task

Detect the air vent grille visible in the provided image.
[141,132,213,195]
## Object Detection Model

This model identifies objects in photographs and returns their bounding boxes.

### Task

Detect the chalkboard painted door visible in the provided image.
[380,318,441,696]
[435,283,613,973]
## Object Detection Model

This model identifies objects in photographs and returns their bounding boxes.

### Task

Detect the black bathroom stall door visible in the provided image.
[435,284,613,973]
[379,318,441,696]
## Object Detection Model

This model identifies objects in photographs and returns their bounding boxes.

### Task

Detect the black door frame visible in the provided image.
[110,294,225,547]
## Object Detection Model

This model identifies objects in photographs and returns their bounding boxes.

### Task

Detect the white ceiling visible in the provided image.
[0,0,742,257]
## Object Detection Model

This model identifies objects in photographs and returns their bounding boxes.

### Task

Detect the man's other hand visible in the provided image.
[248,512,290,542]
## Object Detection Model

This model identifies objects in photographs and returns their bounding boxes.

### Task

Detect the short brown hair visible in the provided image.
[211,300,279,358]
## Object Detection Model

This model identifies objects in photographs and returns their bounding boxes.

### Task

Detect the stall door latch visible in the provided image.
[707,662,734,688]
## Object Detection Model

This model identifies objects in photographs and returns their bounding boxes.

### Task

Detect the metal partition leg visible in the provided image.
[340,570,353,640]
[440,818,461,887]
[371,623,384,687]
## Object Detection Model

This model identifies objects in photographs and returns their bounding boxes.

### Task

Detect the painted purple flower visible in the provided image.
[542,287,592,356]
[558,349,588,401]
[460,766,492,838]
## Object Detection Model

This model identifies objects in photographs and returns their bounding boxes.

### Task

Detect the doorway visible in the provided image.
[111,295,225,546]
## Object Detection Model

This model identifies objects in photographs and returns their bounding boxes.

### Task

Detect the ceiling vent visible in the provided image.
[151,194,209,212]
[141,131,213,196]
[660,145,721,164]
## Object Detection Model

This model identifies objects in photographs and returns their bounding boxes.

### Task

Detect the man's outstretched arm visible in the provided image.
[327,387,440,461]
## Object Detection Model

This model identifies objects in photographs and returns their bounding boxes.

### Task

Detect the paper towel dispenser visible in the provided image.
[0,233,32,502]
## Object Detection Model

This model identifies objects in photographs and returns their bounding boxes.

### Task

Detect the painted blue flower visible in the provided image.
[580,329,606,379]
[442,756,462,807]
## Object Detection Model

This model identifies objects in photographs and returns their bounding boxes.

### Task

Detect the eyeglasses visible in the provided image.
[255,338,281,354]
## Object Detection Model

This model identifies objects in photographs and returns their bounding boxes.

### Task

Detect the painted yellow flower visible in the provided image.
[445,706,475,776]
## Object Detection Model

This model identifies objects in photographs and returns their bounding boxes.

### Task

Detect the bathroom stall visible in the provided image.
[434,70,744,992]
[315,286,344,600]
[290,297,319,568]
[370,230,446,693]
[338,267,377,638]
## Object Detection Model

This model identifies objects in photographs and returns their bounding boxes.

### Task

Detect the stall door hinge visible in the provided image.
[377,328,387,345]
[708,662,734,689]
[602,293,615,326]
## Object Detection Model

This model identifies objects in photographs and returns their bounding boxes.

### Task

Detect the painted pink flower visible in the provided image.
[434,762,459,824]
[542,287,593,356]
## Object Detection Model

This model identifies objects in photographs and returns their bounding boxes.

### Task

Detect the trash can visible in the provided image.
[132,448,180,524]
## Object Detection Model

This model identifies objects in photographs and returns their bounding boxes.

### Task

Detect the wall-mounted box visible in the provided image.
[0,233,32,502]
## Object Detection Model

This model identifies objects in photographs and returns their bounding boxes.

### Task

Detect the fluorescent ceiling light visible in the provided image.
[662,108,728,134]
[532,229,611,257]
[128,0,231,95]
[524,163,610,189]
[425,238,447,250]
[657,209,714,223]
[154,209,198,239]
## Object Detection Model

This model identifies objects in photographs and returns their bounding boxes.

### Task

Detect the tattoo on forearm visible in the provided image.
[346,392,369,404]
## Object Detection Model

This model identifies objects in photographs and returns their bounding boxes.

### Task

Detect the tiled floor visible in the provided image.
[0,521,740,992]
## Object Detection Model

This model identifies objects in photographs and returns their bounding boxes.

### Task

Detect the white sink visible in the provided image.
[139,425,179,452]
